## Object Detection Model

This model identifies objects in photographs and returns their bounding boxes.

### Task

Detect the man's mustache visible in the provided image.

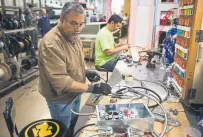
[71,32,80,35]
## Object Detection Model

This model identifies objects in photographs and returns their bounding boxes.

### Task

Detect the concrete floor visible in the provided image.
[0,61,199,137]
[0,61,108,137]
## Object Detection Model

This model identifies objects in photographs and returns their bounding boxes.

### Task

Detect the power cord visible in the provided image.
[73,123,96,137]
[115,86,162,108]
[70,94,97,116]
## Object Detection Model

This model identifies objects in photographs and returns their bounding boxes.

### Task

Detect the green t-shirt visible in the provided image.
[95,27,116,66]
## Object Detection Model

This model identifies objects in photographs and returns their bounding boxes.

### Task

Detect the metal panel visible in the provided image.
[190,18,203,104]
[190,59,203,104]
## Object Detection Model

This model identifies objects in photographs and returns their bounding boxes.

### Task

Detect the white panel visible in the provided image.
[138,0,153,6]
[41,0,45,7]
[4,0,13,6]
[27,0,32,3]
[16,0,24,7]
[134,6,153,47]
[45,0,74,7]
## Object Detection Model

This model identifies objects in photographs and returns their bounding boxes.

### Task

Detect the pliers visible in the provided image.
[110,94,132,99]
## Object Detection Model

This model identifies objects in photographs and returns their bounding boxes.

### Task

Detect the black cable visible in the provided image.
[73,124,95,137]
[100,77,106,83]
[127,86,162,108]
[113,86,162,108]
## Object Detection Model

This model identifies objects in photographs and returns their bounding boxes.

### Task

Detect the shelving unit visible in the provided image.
[0,27,39,94]
[172,0,203,103]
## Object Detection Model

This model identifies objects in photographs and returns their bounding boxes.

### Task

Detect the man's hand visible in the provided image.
[121,44,129,51]
[86,70,100,82]
[36,16,40,20]
[88,83,112,95]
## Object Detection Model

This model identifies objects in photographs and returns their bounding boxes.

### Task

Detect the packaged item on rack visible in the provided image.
[176,48,187,59]
[180,0,195,6]
[174,54,187,69]
[172,70,184,87]
[173,65,185,78]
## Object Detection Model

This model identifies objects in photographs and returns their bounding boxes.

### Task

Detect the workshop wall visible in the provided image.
[128,0,155,48]
[123,0,130,17]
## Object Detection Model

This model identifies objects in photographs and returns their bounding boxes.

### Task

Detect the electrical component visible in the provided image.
[127,127,145,137]
[96,103,154,133]
[86,94,102,106]
[110,98,117,103]
[152,109,181,127]
[0,59,20,81]
[21,57,38,70]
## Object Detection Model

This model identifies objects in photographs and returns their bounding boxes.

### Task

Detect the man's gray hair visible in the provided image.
[61,2,84,20]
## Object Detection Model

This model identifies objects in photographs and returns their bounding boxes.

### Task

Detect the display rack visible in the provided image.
[172,0,203,103]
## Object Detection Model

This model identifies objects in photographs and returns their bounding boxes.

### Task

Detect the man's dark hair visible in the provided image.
[107,14,123,24]
[27,3,34,8]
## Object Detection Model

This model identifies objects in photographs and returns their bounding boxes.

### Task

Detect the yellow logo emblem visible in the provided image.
[24,121,60,137]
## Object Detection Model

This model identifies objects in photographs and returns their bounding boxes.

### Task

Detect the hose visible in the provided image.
[73,123,96,137]
[70,94,96,116]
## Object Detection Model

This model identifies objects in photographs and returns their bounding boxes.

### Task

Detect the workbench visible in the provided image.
[79,96,190,137]
[78,49,189,137]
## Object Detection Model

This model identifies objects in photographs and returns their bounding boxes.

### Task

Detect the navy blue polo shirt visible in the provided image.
[39,16,52,37]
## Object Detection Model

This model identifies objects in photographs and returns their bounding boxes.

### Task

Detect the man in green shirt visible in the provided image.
[95,14,129,72]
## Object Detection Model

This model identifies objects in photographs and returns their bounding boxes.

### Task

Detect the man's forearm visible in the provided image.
[104,46,124,56]
[70,81,89,93]
[115,43,124,48]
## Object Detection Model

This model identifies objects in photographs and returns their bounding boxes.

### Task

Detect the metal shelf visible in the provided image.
[175,44,188,54]
[3,27,36,34]
[177,25,191,32]
[179,5,194,10]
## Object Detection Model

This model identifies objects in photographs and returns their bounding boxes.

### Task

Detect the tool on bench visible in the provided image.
[152,109,181,127]
[146,50,162,69]
[86,94,102,106]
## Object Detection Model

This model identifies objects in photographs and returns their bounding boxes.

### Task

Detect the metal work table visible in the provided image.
[79,96,190,137]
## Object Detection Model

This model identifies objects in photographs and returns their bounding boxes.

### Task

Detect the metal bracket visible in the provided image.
[195,30,203,42]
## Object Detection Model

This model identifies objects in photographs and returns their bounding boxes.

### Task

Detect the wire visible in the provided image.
[70,94,97,116]
[73,123,96,137]
[128,86,162,108]
[87,132,107,137]
[134,78,171,97]
[140,81,150,106]
[113,86,161,108]
[127,87,168,137]
[147,80,171,96]
[100,76,106,83]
